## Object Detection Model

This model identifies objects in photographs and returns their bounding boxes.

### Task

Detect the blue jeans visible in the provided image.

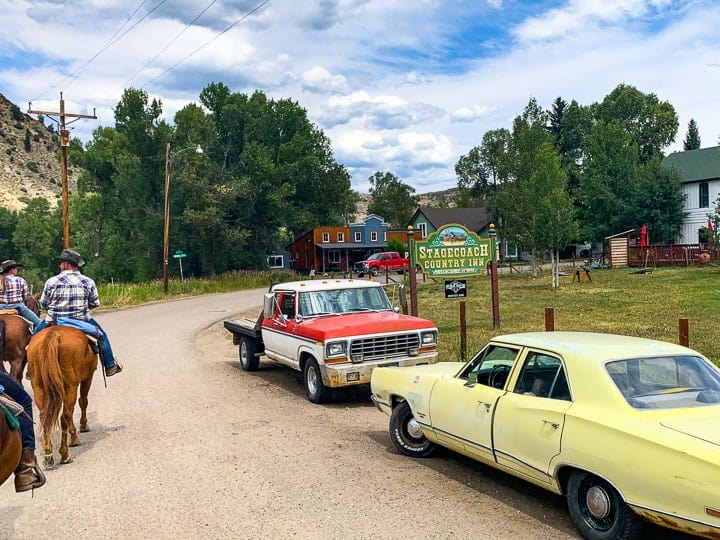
[54,317,118,369]
[1,302,42,327]
[0,372,35,451]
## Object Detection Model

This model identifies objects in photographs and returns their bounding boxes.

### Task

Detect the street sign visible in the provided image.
[445,279,467,299]
[173,250,187,259]
[414,224,492,277]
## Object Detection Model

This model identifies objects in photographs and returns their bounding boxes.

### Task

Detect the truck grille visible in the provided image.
[350,333,420,361]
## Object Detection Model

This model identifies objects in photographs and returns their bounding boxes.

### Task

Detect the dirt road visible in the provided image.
[0,290,693,539]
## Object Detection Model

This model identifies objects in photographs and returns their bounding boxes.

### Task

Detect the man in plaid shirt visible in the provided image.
[37,249,123,377]
[0,259,43,329]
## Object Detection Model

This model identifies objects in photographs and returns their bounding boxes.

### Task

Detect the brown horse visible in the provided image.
[26,325,97,468]
[0,407,22,488]
[0,296,41,383]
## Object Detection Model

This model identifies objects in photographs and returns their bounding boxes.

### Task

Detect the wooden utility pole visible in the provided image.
[28,92,96,249]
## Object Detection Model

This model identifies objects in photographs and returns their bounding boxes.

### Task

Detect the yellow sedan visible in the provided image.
[370,332,720,539]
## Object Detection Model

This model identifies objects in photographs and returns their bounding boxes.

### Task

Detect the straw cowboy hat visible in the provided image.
[58,249,86,268]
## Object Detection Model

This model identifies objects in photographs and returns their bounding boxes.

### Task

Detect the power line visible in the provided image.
[140,0,270,88]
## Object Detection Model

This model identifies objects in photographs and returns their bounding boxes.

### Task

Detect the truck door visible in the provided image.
[266,291,300,367]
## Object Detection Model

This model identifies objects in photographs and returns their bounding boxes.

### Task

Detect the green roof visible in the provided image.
[663,146,720,183]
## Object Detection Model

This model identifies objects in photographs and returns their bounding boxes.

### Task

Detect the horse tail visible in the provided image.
[0,319,5,365]
[36,332,65,437]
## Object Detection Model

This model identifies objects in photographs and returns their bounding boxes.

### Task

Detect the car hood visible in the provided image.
[661,415,720,446]
[299,311,436,339]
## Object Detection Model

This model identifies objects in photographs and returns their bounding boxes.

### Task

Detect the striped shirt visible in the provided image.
[0,274,29,304]
[40,270,100,322]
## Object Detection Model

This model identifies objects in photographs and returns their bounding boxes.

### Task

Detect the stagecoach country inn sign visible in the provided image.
[413,223,493,277]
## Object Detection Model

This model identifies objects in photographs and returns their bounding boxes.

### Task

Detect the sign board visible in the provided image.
[173,249,187,259]
[414,223,492,277]
[444,279,467,299]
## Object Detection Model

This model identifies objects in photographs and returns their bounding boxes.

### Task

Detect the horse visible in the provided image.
[26,325,97,468]
[0,406,22,488]
[0,296,39,383]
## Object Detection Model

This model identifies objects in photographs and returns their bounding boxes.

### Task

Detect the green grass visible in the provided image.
[98,265,720,365]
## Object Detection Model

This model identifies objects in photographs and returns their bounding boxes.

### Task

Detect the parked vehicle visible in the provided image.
[354,252,409,277]
[371,331,720,539]
[224,279,438,403]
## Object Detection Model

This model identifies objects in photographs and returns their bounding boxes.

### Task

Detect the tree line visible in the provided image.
[0,82,708,288]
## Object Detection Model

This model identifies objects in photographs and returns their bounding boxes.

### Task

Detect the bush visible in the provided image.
[26,162,39,172]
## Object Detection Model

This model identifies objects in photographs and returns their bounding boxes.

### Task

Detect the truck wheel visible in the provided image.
[303,358,331,404]
[370,267,379,277]
[389,401,436,457]
[356,272,364,278]
[239,337,260,371]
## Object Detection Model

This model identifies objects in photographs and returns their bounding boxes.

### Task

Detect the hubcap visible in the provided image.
[586,485,611,519]
[308,366,318,394]
[406,417,424,440]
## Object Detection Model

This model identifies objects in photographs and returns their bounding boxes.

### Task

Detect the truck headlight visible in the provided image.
[326,341,347,358]
[421,331,437,346]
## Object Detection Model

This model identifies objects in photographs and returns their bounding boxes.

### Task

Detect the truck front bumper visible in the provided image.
[322,352,438,388]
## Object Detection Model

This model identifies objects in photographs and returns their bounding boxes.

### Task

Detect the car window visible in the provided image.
[460,344,520,389]
[607,355,720,409]
[513,352,571,401]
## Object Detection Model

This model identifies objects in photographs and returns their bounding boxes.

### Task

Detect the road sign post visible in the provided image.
[172,250,187,290]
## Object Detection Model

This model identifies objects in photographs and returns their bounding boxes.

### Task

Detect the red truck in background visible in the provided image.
[354,251,410,277]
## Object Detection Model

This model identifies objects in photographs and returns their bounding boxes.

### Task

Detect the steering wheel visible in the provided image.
[488,364,511,389]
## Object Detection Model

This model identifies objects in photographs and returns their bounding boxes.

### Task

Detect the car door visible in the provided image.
[428,344,522,463]
[264,291,299,363]
[492,350,573,484]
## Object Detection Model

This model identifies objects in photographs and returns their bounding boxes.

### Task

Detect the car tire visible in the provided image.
[303,358,331,404]
[566,470,642,540]
[370,267,379,277]
[389,401,436,457]
[239,337,260,371]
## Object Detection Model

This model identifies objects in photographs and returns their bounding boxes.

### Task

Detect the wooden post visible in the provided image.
[407,227,418,317]
[459,301,467,362]
[679,318,689,347]
[545,307,555,331]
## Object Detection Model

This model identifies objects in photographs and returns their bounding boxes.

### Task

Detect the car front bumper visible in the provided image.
[322,352,437,388]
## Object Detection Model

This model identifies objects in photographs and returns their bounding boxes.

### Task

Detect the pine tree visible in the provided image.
[683,118,701,150]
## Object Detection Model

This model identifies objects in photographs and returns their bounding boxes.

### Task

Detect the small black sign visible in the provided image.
[445,279,467,299]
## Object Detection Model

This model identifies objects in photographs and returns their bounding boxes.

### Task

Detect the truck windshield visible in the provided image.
[298,287,392,316]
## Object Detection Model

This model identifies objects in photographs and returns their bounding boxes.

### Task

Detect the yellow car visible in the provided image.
[370,332,720,539]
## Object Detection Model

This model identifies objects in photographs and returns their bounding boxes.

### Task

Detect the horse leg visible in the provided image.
[61,385,79,461]
[33,387,55,468]
[78,377,92,433]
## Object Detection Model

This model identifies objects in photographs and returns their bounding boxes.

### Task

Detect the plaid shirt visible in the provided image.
[0,274,30,304]
[40,270,100,321]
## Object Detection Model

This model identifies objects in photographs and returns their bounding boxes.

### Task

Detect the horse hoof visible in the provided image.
[80,425,89,433]
[60,455,73,464]
[44,454,55,469]
[69,439,81,447]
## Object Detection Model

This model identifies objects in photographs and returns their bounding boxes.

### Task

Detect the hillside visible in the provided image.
[0,93,79,211]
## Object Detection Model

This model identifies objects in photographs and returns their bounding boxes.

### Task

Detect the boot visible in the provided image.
[14,449,46,493]
[104,361,123,377]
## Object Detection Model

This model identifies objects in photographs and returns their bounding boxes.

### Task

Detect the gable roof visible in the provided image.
[410,207,491,233]
[663,146,720,183]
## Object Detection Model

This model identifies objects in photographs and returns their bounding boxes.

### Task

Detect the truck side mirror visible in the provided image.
[263,293,275,318]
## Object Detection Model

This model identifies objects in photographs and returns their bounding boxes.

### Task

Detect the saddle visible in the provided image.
[0,309,33,330]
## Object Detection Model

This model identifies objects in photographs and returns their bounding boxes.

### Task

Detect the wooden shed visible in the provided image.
[605,229,642,268]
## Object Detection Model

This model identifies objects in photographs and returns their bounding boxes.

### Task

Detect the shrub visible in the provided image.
[26,162,39,172]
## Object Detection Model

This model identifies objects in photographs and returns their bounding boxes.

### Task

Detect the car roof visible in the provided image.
[272,279,383,293]
[490,331,698,363]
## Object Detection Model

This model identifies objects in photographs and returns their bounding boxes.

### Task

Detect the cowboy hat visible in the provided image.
[0,259,22,273]
[58,249,86,268]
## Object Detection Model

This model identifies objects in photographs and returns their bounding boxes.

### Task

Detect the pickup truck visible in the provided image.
[354,251,410,277]
[223,279,438,403]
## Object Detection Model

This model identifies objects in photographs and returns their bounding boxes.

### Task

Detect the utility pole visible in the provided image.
[28,92,96,249]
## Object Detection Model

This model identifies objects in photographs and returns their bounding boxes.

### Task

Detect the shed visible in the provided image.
[605,229,643,268]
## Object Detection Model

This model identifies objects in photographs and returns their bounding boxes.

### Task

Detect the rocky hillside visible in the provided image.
[0,93,80,211]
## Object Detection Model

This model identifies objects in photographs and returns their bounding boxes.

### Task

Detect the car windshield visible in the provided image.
[606,355,720,409]
[297,287,392,316]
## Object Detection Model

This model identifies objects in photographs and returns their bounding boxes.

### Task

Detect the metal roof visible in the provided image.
[663,146,720,183]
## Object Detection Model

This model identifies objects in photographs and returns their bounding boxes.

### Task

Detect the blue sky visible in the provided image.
[2,0,719,194]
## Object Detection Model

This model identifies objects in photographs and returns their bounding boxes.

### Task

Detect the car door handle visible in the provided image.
[542,420,559,429]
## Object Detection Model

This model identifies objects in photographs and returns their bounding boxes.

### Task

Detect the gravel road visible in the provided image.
[0,290,695,540]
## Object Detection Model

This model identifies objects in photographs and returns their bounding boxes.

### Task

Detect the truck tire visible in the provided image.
[370,267,379,277]
[356,272,365,278]
[303,358,331,404]
[239,337,261,371]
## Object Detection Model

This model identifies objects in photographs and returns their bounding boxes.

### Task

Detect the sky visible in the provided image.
[2,0,719,195]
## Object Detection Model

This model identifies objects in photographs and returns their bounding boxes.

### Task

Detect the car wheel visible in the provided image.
[370,267,379,277]
[356,272,364,278]
[303,358,331,404]
[389,401,436,457]
[566,470,642,540]
[239,337,260,371]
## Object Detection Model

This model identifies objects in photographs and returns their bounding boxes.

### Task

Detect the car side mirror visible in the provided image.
[263,293,275,318]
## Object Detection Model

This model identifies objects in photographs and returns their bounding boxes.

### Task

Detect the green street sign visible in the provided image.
[173,249,187,259]
[413,224,492,277]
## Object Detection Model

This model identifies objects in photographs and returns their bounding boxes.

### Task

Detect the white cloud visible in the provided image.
[301,66,349,94]
[450,105,493,122]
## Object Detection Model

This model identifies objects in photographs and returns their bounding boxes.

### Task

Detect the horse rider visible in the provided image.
[0,372,46,492]
[34,249,123,377]
[0,259,43,331]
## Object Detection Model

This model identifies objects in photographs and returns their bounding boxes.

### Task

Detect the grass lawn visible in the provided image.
[412,265,720,365]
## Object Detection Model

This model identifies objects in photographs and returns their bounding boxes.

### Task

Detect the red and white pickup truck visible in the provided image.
[223,279,438,403]
[354,251,410,277]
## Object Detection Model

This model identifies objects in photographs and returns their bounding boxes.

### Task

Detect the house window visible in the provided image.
[354,231,362,242]
[699,182,709,208]
[268,255,284,269]
[371,230,378,242]
[418,223,427,238]
[328,250,340,263]
[322,232,330,243]
[337,232,344,243]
